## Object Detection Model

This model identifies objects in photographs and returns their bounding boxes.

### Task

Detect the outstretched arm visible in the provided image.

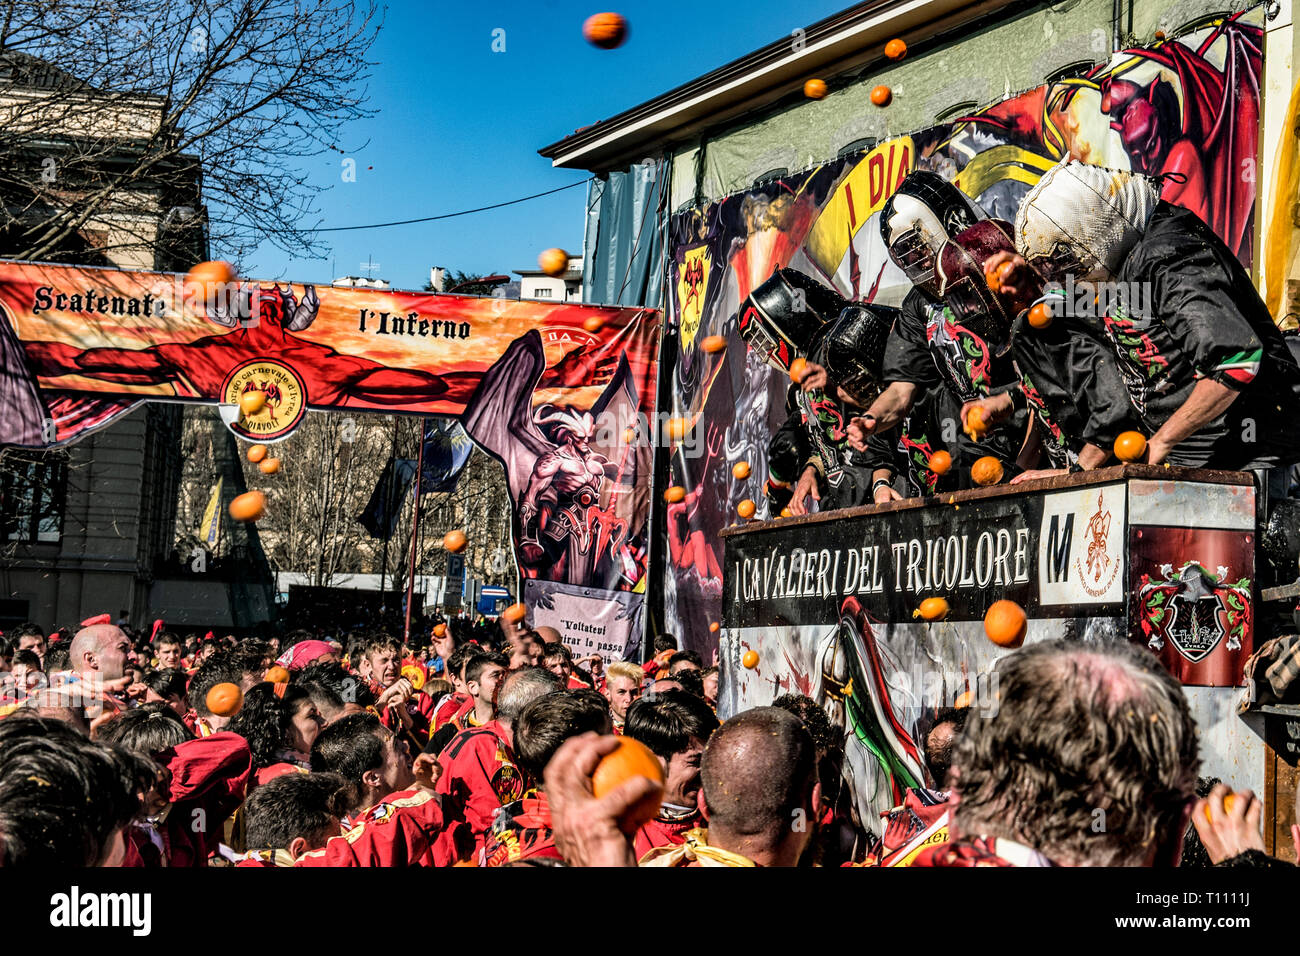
[25,341,171,385]
[540,346,617,388]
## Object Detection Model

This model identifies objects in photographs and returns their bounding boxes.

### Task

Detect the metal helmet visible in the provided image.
[806,303,898,408]
[934,218,1020,350]
[879,170,984,291]
[736,268,847,372]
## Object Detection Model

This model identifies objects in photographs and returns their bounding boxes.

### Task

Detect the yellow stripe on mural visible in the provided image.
[806,137,915,278]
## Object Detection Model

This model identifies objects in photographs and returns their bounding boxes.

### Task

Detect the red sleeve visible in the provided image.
[436,729,524,853]
[155,731,252,866]
[294,790,466,867]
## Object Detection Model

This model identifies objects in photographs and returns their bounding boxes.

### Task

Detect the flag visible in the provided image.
[358,457,417,539]
[200,477,223,548]
[420,419,473,494]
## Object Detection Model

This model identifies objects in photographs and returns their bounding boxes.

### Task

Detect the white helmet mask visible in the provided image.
[1016,160,1162,283]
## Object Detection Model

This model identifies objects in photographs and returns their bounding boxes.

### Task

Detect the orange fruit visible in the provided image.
[205,682,243,717]
[701,334,727,354]
[623,427,637,443]
[186,260,235,301]
[803,78,827,99]
[737,498,756,519]
[984,599,1027,648]
[964,407,989,440]
[780,507,792,518]
[258,457,280,475]
[264,665,290,684]
[1027,301,1053,329]
[954,690,973,709]
[971,455,1003,486]
[913,597,950,621]
[664,418,689,442]
[592,737,664,828]
[870,85,892,107]
[246,444,268,463]
[538,247,569,277]
[400,664,426,691]
[433,623,448,639]
[1114,430,1147,463]
[732,461,751,480]
[583,315,604,333]
[663,486,686,504]
[240,390,267,416]
[1204,793,1238,823]
[789,357,808,383]
[709,621,720,633]
[986,260,1016,292]
[582,12,628,49]
[885,37,907,60]
[443,529,468,553]
[229,490,266,522]
[928,450,952,475]
[742,650,759,669]
[502,602,527,624]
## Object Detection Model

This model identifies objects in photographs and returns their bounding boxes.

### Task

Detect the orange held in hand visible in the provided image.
[1114,430,1147,463]
[433,623,447,639]
[538,247,569,277]
[701,334,727,354]
[583,315,604,333]
[803,78,827,99]
[913,597,950,621]
[789,357,808,384]
[265,665,290,684]
[732,461,751,480]
[970,456,1004,486]
[229,491,266,522]
[592,737,664,828]
[1204,793,1238,823]
[1027,301,1053,329]
[884,37,907,60]
[664,486,686,504]
[258,457,280,475]
[443,529,467,553]
[985,260,1017,293]
[205,682,243,717]
[870,85,892,106]
[928,450,952,475]
[246,444,268,464]
[984,599,1027,648]
[737,499,756,520]
[583,12,628,49]
[780,507,792,518]
[964,406,989,440]
[502,602,527,624]
[742,649,759,669]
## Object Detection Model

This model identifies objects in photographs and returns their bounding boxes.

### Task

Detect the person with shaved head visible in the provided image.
[66,622,138,723]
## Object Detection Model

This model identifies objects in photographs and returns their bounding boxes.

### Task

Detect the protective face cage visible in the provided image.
[737,268,847,372]
[935,220,1020,352]
[880,171,984,291]
[1024,240,1086,285]
[807,304,898,408]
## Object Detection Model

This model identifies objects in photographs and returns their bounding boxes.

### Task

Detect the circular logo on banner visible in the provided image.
[220,359,307,442]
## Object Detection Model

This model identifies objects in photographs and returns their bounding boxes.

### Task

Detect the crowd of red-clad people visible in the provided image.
[0,612,1294,867]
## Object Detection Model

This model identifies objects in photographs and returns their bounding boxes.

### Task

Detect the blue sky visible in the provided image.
[246,0,850,290]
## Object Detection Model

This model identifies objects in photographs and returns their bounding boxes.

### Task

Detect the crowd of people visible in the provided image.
[0,610,1292,867]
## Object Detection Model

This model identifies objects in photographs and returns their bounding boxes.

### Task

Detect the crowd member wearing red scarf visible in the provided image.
[438,666,561,858]
[622,690,718,861]
[484,688,611,866]
[914,640,1199,867]
[602,661,643,735]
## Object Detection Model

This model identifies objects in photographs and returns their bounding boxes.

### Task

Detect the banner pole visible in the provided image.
[403,419,427,646]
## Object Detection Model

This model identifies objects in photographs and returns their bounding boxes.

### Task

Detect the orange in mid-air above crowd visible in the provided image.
[1114,431,1148,463]
[664,418,689,442]
[205,682,243,717]
[246,444,268,464]
[970,456,1004,486]
[870,85,892,106]
[709,621,720,633]
[582,12,627,49]
[885,37,907,59]
[229,490,266,522]
[186,260,235,299]
[732,461,751,480]
[742,649,760,669]
[258,457,280,475]
[913,597,950,621]
[592,737,664,829]
[583,315,605,333]
[538,247,569,277]
[443,529,467,553]
[502,602,527,624]
[240,390,267,416]
[737,499,756,520]
[1027,301,1054,329]
[803,78,827,99]
[984,599,1027,648]
[663,486,686,504]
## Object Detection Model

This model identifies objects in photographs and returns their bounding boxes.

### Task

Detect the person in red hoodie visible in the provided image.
[437,665,561,858]
[429,643,487,736]
[623,689,718,861]
[358,634,438,749]
[98,703,253,867]
[238,771,347,866]
[484,688,611,866]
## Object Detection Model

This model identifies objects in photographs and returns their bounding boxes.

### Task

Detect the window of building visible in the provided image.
[533,287,553,298]
[1,454,67,544]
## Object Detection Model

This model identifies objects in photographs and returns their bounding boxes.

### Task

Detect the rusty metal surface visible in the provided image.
[718,464,1254,538]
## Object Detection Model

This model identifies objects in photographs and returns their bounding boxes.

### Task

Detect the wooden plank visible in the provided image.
[719,463,1255,538]
[1261,582,1300,602]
